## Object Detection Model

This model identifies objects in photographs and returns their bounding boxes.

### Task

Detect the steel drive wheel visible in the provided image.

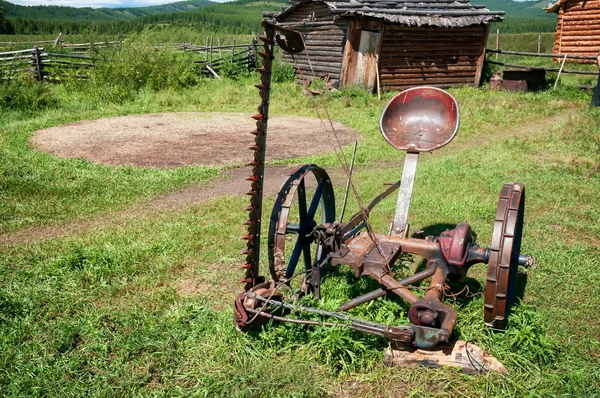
[484,182,525,330]
[268,164,335,288]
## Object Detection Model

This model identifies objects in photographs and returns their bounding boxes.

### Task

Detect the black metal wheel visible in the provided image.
[484,182,525,330]
[268,165,335,293]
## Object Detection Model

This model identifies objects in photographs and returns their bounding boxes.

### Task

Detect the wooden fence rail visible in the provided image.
[0,39,258,82]
[485,48,599,77]
[0,47,103,81]
[486,49,598,61]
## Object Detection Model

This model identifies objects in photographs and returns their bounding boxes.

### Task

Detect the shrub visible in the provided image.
[88,40,202,102]
[0,74,58,111]
[271,57,296,83]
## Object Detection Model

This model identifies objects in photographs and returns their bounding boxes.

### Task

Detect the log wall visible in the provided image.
[378,25,488,90]
[277,2,348,85]
[554,0,600,63]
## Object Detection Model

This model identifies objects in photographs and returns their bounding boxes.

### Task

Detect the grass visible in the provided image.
[1,54,600,396]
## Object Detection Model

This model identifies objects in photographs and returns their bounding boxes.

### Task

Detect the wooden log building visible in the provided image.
[544,0,600,63]
[264,0,504,91]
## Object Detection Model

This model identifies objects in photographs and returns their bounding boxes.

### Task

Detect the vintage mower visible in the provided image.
[233,21,533,350]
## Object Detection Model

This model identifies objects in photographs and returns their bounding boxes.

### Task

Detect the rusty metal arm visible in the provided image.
[340,180,401,240]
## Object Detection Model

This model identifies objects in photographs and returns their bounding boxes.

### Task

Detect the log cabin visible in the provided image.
[544,0,600,63]
[263,0,504,91]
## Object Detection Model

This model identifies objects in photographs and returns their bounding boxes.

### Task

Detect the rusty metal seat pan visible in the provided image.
[380,87,460,152]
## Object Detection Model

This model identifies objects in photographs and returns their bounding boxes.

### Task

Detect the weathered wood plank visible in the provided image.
[381,76,478,84]
[384,340,508,375]
[0,48,35,56]
[380,65,478,73]
[284,59,342,68]
[291,63,342,73]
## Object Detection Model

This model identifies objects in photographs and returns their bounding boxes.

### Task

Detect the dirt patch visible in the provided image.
[31,112,358,167]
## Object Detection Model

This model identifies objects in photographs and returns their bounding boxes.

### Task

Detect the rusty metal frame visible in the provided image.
[234,20,532,350]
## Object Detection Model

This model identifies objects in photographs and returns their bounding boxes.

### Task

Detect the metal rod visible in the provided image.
[379,274,420,304]
[337,260,438,311]
[337,288,387,311]
[246,291,390,330]
[338,140,358,223]
[247,308,339,327]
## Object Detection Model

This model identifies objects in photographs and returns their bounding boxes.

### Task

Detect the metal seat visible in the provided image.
[380,86,460,152]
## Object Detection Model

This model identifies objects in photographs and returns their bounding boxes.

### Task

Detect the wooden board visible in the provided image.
[384,340,508,375]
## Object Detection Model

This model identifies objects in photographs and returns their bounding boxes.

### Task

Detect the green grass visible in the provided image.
[1,64,600,396]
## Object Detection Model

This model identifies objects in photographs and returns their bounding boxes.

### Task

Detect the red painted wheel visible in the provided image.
[484,182,525,330]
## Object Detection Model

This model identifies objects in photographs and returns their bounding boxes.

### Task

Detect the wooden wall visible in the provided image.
[277,3,348,85]
[378,25,488,90]
[554,0,600,63]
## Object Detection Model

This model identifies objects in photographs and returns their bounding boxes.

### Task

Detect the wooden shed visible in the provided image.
[264,0,504,91]
[544,0,600,63]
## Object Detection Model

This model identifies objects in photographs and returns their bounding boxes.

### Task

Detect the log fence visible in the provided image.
[485,49,599,77]
[0,38,256,82]
[0,47,102,81]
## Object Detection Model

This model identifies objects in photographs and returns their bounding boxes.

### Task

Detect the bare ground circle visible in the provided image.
[31,112,359,167]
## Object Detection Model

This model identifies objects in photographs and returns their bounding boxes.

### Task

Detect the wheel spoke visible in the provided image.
[307,180,325,220]
[286,237,304,279]
[302,241,312,270]
[297,179,308,223]
[268,164,336,285]
[286,223,300,234]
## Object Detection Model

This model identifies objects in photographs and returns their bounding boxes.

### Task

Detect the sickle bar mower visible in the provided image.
[233,21,533,349]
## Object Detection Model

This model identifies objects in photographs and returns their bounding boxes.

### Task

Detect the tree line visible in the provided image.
[0,0,281,35]
[0,0,557,36]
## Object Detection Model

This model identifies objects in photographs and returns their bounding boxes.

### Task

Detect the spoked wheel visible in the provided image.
[484,182,525,330]
[268,164,335,298]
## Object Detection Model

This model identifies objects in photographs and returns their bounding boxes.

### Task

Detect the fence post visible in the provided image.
[231,38,236,63]
[209,36,213,67]
[537,34,541,54]
[251,37,257,69]
[495,28,500,60]
[205,36,209,62]
[33,47,43,81]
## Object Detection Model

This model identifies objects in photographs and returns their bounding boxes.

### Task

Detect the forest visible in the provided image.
[0,0,557,35]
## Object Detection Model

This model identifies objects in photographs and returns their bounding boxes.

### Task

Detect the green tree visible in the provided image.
[0,6,15,34]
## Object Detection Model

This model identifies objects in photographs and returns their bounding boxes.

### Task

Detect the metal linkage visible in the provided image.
[234,24,533,350]
[245,291,414,343]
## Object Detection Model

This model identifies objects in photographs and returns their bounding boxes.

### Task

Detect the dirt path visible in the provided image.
[0,108,577,247]
[0,166,314,247]
[31,112,358,167]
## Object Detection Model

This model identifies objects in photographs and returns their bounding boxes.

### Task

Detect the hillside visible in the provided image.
[1,0,286,35]
[0,0,557,35]
[472,0,553,19]
[471,0,557,32]
[0,0,216,21]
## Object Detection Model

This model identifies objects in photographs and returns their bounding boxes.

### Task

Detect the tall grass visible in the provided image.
[1,30,599,396]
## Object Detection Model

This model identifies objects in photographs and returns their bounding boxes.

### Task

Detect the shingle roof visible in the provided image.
[274,0,504,28]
